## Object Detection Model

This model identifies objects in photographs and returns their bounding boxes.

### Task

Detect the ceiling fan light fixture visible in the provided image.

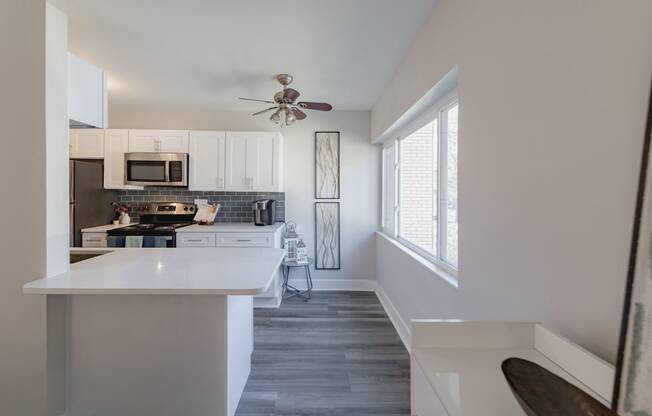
[270,110,281,124]
[239,74,333,126]
[285,109,296,126]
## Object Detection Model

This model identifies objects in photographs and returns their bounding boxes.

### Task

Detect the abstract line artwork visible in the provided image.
[315,202,340,270]
[315,131,340,199]
[615,86,652,415]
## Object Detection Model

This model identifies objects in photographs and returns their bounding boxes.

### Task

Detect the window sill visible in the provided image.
[376,231,459,289]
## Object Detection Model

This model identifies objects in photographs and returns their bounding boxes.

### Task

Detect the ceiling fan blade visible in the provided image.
[291,108,307,120]
[283,88,300,103]
[252,106,278,116]
[239,97,276,104]
[297,101,333,111]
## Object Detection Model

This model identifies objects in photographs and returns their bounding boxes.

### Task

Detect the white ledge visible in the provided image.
[376,232,459,288]
[23,247,284,295]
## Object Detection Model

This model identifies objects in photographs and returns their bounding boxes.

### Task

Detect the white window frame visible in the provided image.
[383,91,459,277]
[381,140,398,235]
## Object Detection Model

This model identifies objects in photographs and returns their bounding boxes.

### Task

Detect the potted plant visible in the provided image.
[112,202,130,225]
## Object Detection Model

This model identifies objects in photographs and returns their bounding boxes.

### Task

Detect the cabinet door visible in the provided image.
[104,129,141,189]
[247,132,281,191]
[70,129,104,159]
[159,130,189,152]
[214,233,274,248]
[128,130,159,152]
[225,132,251,191]
[177,233,216,248]
[82,232,108,248]
[189,131,225,191]
[68,53,106,128]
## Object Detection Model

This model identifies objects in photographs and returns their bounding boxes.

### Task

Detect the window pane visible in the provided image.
[444,104,458,267]
[382,144,396,235]
[399,120,437,255]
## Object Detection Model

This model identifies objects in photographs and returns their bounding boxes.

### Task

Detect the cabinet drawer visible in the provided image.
[82,233,108,248]
[177,233,216,247]
[215,233,273,248]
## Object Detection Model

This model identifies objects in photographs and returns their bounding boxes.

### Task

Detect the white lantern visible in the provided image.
[296,236,308,264]
[282,222,300,261]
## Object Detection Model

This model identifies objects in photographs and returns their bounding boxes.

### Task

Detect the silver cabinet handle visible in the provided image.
[236,239,252,242]
[186,239,204,242]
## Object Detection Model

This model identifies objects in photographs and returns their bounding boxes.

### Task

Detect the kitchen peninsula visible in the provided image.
[24,247,284,416]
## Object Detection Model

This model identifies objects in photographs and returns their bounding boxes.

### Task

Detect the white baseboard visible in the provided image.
[253,296,282,309]
[287,278,376,291]
[375,283,411,351]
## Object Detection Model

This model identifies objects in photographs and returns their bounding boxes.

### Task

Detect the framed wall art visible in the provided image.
[315,131,340,199]
[613,83,652,415]
[315,202,340,270]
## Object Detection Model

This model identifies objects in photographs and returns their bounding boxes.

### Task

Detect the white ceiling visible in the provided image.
[67,0,438,111]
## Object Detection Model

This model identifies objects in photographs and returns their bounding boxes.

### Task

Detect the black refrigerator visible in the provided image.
[69,160,119,247]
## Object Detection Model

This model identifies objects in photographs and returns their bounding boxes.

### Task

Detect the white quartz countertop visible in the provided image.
[81,223,136,232]
[176,223,284,233]
[23,247,284,295]
[412,346,609,416]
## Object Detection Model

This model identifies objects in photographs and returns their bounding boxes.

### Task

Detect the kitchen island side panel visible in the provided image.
[67,295,251,416]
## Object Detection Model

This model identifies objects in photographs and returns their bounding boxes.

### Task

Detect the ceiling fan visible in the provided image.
[239,74,333,126]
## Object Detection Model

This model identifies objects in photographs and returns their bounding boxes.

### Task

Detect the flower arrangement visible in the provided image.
[111,202,129,214]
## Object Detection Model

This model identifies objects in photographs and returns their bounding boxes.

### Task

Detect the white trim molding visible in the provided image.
[287,278,377,292]
[375,283,411,351]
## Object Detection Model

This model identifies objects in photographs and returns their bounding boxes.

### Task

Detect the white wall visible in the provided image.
[45,4,69,415]
[0,1,48,414]
[110,108,380,284]
[372,0,652,362]
[46,2,69,278]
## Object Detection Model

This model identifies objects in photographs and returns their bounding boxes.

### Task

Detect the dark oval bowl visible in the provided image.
[501,357,616,416]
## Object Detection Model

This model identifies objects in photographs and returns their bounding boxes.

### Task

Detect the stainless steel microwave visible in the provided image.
[124,152,188,187]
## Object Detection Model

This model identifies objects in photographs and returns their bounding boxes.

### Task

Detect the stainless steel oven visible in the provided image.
[124,152,188,187]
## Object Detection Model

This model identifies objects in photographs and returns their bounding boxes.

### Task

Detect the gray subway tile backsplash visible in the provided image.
[118,188,285,223]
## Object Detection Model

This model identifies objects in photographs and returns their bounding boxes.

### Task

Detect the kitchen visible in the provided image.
[3,1,652,416]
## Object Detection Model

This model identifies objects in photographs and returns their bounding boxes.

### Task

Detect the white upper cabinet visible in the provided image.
[70,129,104,159]
[249,132,282,191]
[225,132,250,191]
[128,130,189,153]
[104,129,142,190]
[68,53,107,128]
[189,131,226,191]
[225,131,282,192]
[158,130,190,152]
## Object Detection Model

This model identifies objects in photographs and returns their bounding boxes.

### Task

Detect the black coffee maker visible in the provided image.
[253,199,276,226]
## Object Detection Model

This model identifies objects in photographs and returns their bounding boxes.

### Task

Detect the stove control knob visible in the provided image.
[183,206,188,211]
[189,206,195,212]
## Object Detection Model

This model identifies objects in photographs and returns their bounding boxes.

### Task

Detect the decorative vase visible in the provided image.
[119,212,131,225]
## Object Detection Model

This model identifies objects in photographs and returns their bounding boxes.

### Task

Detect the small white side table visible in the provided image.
[281,257,314,301]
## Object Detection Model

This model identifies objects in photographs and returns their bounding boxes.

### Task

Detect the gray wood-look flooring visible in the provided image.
[235,291,410,416]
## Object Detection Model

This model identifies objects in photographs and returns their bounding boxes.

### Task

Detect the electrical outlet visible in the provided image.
[194,198,209,206]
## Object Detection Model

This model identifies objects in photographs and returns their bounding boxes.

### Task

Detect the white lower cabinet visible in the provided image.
[177,226,283,307]
[215,233,274,248]
[82,232,108,248]
[177,233,216,247]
